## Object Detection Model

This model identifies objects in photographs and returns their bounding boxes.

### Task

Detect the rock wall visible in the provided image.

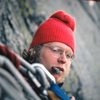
[0,0,100,100]
[0,0,45,54]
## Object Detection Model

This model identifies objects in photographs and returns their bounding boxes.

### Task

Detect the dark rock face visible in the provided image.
[0,0,100,100]
[0,0,45,54]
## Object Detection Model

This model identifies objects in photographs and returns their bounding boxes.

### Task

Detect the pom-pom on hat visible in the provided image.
[29,10,76,53]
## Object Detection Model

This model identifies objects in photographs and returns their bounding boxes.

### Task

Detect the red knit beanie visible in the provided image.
[29,10,76,53]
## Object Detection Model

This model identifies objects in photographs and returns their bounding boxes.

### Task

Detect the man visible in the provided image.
[22,10,76,100]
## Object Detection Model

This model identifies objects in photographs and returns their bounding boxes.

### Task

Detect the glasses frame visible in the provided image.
[43,44,75,60]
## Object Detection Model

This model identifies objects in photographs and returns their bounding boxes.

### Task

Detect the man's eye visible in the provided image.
[66,54,71,58]
[52,48,58,52]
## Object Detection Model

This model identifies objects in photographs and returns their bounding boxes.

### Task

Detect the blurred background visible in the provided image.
[0,0,100,100]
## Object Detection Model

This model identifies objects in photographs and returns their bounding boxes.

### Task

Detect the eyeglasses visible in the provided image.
[43,45,74,60]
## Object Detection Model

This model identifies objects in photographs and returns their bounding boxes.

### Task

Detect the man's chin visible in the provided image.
[52,74,63,84]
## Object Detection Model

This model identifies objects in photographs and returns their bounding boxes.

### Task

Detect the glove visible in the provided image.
[0,44,20,68]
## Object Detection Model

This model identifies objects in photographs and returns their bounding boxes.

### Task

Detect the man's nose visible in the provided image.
[57,53,67,63]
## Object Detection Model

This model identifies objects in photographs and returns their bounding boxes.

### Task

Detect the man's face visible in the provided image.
[39,42,74,84]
